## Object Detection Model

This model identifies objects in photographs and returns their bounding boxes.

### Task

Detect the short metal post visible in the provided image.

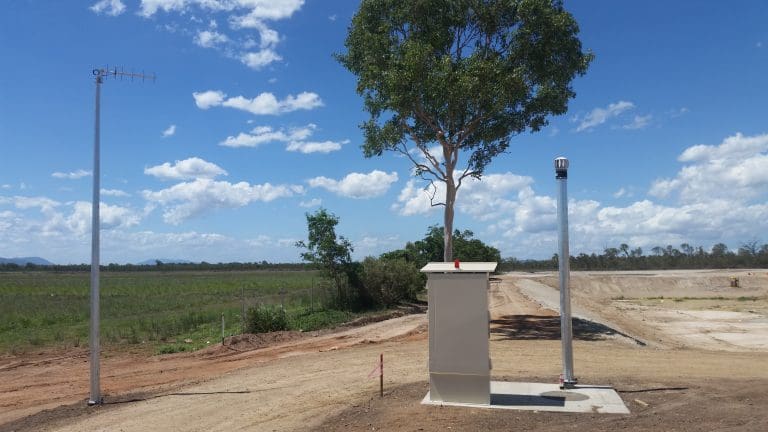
[221,313,225,344]
[380,353,384,398]
[241,286,245,333]
[555,157,576,388]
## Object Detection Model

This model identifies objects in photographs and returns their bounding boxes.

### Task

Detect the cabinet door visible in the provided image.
[428,273,489,374]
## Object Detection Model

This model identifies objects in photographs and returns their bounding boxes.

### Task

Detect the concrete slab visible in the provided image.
[422,381,630,414]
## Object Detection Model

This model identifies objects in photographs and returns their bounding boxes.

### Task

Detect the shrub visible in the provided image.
[289,308,351,332]
[245,305,288,333]
[362,257,423,308]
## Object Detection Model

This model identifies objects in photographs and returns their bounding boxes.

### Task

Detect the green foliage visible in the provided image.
[288,308,353,332]
[245,305,288,333]
[382,225,501,269]
[337,0,592,261]
[296,209,355,308]
[0,270,316,353]
[361,257,424,307]
[0,261,314,273]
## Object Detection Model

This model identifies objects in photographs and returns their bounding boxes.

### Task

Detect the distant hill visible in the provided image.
[136,258,194,266]
[0,257,54,266]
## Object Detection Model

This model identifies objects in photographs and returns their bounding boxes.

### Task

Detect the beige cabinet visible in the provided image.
[422,262,497,404]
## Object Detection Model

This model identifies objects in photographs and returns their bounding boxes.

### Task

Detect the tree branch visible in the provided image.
[426,179,446,208]
[400,120,446,179]
[394,142,442,181]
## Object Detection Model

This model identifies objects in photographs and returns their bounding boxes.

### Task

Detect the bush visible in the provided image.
[289,308,352,332]
[245,305,288,333]
[362,257,423,308]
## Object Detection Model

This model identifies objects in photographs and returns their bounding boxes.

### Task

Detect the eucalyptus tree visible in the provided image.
[337,0,592,261]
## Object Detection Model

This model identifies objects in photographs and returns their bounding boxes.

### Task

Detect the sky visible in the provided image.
[1,0,767,265]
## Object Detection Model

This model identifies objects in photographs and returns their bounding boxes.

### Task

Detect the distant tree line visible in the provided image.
[499,241,768,272]
[0,261,313,273]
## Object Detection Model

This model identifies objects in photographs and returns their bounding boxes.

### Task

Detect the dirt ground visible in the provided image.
[2,270,767,432]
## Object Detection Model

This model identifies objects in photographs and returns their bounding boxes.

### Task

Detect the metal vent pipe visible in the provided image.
[555,157,576,388]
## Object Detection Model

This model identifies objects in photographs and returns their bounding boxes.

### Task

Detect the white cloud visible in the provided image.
[194,30,229,48]
[219,124,316,148]
[139,0,190,17]
[328,14,337,22]
[253,21,280,48]
[227,0,305,25]
[145,157,228,180]
[286,139,346,154]
[64,201,142,235]
[308,170,398,199]
[143,178,304,224]
[613,187,627,198]
[622,114,652,130]
[90,0,126,16]
[220,123,344,154]
[0,195,141,244]
[102,188,130,197]
[193,90,226,109]
[391,179,437,216]
[299,198,321,208]
[1,184,11,189]
[649,133,768,202]
[194,90,323,115]
[138,0,305,69]
[240,49,282,69]
[575,101,635,132]
[392,173,533,218]
[758,41,763,48]
[52,169,91,180]
[0,201,297,263]
[3,196,60,212]
[353,234,401,259]
[161,124,177,137]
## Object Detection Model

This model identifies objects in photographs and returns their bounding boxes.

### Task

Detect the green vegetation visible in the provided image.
[0,270,319,354]
[296,209,355,308]
[361,257,423,308]
[381,225,501,270]
[245,305,288,333]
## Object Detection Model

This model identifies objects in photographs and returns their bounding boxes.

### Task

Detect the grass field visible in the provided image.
[0,269,348,354]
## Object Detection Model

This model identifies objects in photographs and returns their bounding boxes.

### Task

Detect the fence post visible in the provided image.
[221,312,225,345]
[241,286,246,333]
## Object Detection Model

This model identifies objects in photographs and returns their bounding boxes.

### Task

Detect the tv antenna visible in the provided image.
[88,65,155,406]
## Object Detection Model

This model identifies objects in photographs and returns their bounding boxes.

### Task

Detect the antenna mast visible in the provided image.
[89,66,155,406]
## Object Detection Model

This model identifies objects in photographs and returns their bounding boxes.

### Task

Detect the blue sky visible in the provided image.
[1,0,767,264]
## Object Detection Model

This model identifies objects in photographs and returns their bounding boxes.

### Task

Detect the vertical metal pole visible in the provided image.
[555,157,576,388]
[379,353,383,398]
[221,313,225,344]
[88,73,102,406]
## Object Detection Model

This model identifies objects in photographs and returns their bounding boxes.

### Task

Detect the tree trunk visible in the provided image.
[443,178,456,262]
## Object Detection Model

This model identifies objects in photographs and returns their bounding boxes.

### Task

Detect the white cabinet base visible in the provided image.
[430,373,490,405]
